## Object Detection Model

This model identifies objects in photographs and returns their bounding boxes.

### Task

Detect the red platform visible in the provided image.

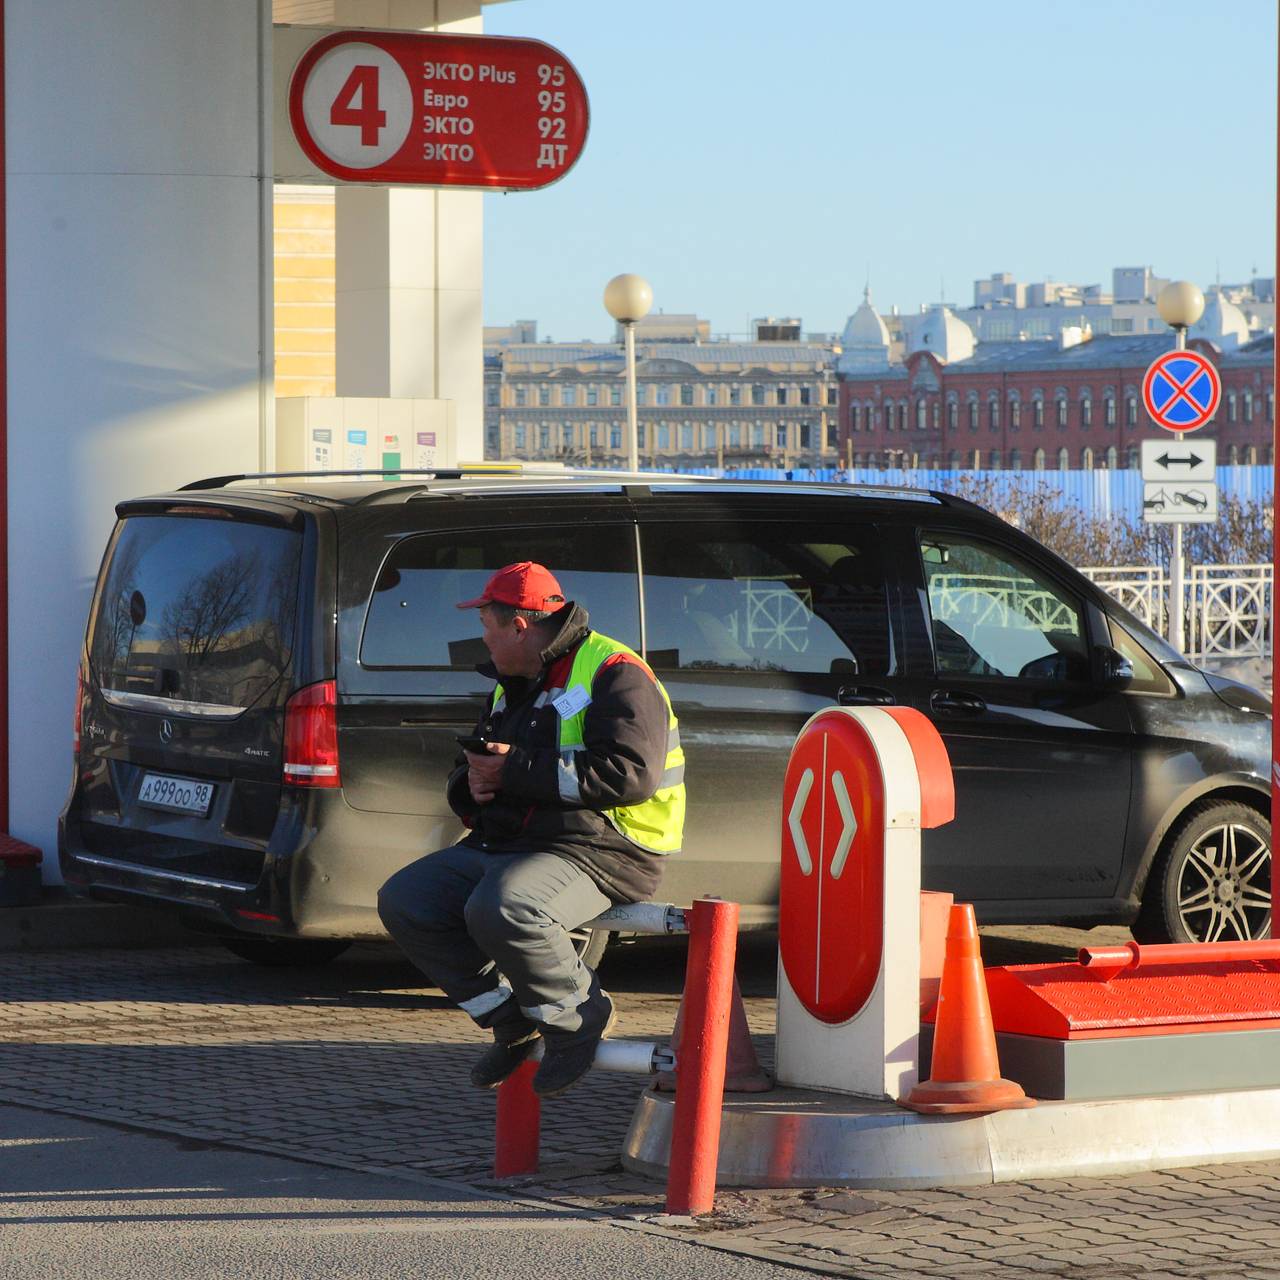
[928,959,1280,1040]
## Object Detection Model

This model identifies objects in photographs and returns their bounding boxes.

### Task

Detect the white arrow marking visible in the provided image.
[828,770,858,879]
[1272,761,1280,791]
[788,767,815,875]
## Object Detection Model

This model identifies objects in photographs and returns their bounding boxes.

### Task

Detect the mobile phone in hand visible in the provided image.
[456,734,490,752]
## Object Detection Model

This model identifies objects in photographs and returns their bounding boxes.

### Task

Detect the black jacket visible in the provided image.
[446,603,672,903]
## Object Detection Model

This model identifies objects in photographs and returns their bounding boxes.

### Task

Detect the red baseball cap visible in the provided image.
[456,561,566,611]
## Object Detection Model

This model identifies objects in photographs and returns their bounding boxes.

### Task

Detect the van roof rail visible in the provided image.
[178,465,534,491]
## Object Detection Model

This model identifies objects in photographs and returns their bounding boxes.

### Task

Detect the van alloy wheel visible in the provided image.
[1135,801,1271,944]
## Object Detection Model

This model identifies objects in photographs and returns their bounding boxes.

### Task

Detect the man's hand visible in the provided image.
[466,741,511,804]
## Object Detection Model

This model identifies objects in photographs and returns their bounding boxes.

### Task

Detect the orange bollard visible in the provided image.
[903,903,1035,1115]
[665,897,739,1215]
[494,1058,541,1176]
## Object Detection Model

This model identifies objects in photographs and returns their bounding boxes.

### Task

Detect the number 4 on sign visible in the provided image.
[331,65,385,146]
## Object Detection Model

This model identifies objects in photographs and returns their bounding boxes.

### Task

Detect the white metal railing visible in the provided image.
[1082,563,1272,660]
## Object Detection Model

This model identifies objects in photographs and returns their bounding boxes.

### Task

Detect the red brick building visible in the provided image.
[836,330,1275,470]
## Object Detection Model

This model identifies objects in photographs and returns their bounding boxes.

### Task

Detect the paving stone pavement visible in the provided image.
[2,933,1280,1278]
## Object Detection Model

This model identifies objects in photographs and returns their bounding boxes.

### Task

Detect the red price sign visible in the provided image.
[288,30,589,190]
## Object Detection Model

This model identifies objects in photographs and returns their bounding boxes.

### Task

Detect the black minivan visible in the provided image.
[60,468,1272,963]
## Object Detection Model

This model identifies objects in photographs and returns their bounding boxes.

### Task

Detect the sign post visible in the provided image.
[1140,340,1222,652]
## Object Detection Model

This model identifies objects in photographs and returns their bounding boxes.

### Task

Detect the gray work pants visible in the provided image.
[377,844,611,1044]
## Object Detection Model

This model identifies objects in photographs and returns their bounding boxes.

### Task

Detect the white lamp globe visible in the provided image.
[1157,281,1206,329]
[603,273,654,324]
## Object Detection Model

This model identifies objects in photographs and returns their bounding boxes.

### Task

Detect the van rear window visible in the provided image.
[89,514,301,714]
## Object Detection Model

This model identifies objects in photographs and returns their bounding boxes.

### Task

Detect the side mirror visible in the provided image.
[1096,645,1134,688]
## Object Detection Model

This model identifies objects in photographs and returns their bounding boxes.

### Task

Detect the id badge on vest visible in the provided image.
[552,686,591,720]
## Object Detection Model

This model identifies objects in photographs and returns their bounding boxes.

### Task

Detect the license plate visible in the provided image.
[138,772,215,816]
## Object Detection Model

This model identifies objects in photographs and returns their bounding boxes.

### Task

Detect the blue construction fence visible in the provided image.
[665,465,1275,524]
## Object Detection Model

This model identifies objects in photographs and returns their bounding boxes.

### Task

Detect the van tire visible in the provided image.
[221,938,353,967]
[572,927,610,970]
[1132,800,1271,944]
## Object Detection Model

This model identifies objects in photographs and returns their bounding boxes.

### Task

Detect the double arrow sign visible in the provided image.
[788,764,858,879]
[1141,438,1216,482]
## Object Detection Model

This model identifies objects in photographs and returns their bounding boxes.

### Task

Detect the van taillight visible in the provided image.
[283,680,341,788]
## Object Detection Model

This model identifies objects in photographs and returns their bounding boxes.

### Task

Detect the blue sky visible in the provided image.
[482,0,1276,343]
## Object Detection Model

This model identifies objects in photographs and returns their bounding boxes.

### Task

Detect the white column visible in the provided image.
[332,0,485,460]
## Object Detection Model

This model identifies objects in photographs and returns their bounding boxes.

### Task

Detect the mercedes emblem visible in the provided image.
[159,719,174,745]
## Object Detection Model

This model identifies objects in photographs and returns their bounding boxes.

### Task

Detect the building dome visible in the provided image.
[907,305,976,364]
[837,286,891,372]
[1190,288,1250,351]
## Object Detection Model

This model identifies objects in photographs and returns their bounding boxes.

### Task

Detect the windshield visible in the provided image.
[89,514,301,713]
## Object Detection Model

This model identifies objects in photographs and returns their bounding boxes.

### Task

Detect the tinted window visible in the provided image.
[918,532,1088,681]
[361,525,640,668]
[90,514,301,710]
[641,523,894,675]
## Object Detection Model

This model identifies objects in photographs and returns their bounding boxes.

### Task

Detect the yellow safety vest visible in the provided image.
[493,632,685,855]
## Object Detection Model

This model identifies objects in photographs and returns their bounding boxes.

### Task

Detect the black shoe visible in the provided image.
[469,1030,542,1090]
[532,993,618,1099]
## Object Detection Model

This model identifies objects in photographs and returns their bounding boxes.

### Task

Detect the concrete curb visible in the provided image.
[0,892,212,952]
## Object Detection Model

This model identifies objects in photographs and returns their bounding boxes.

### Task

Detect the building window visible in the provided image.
[1010,399,1021,430]
[827,386,838,406]
[610,385,622,406]
[589,424,599,447]
[1104,396,1116,426]
[827,423,840,447]
[775,387,788,406]
[1056,397,1068,428]
[989,449,1001,469]
[1081,397,1092,427]
[1033,448,1046,470]
[968,399,979,431]
[850,405,860,432]
[751,384,765,406]
[1010,449,1023,470]
[539,425,551,450]
[637,423,646,447]
[1268,391,1275,421]
[515,386,528,407]
[705,386,717,406]
[1033,398,1044,429]
[1244,391,1254,422]
[657,423,670,450]
[1105,445,1118,468]
[777,423,788,447]
[1227,391,1237,422]
[562,423,573,449]
[538,385,551,407]
[728,424,742,447]
[1126,446,1139,469]
[947,400,958,431]
[680,384,693,407]
[514,424,527,449]
[1228,444,1240,464]
[1057,447,1069,470]
[916,399,927,430]
[730,385,742,406]
[486,384,499,407]
[560,386,575,407]
[1125,396,1138,427]
[751,423,764,446]
[610,425,621,449]
[1246,445,1257,464]
[586,385,599,407]
[680,423,693,450]
[656,384,671,407]
[1081,446,1093,468]
[799,387,811,406]
[635,385,647,406]
[988,398,1000,431]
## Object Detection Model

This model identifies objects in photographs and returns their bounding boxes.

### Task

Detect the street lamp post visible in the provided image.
[1155,281,1207,654]
[603,274,653,472]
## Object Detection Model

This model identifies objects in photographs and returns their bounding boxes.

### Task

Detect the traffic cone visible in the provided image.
[903,903,1035,1114]
[656,974,771,1093]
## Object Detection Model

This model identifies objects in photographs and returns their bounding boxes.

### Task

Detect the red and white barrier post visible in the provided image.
[492,896,740,1216]
[665,896,738,1216]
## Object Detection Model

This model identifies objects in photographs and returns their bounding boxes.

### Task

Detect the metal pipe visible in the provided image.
[1079,937,1280,979]
[624,320,639,471]
[665,896,739,1217]
[585,901,687,935]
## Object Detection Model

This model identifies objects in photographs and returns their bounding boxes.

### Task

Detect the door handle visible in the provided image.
[930,689,986,715]
[837,684,895,707]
